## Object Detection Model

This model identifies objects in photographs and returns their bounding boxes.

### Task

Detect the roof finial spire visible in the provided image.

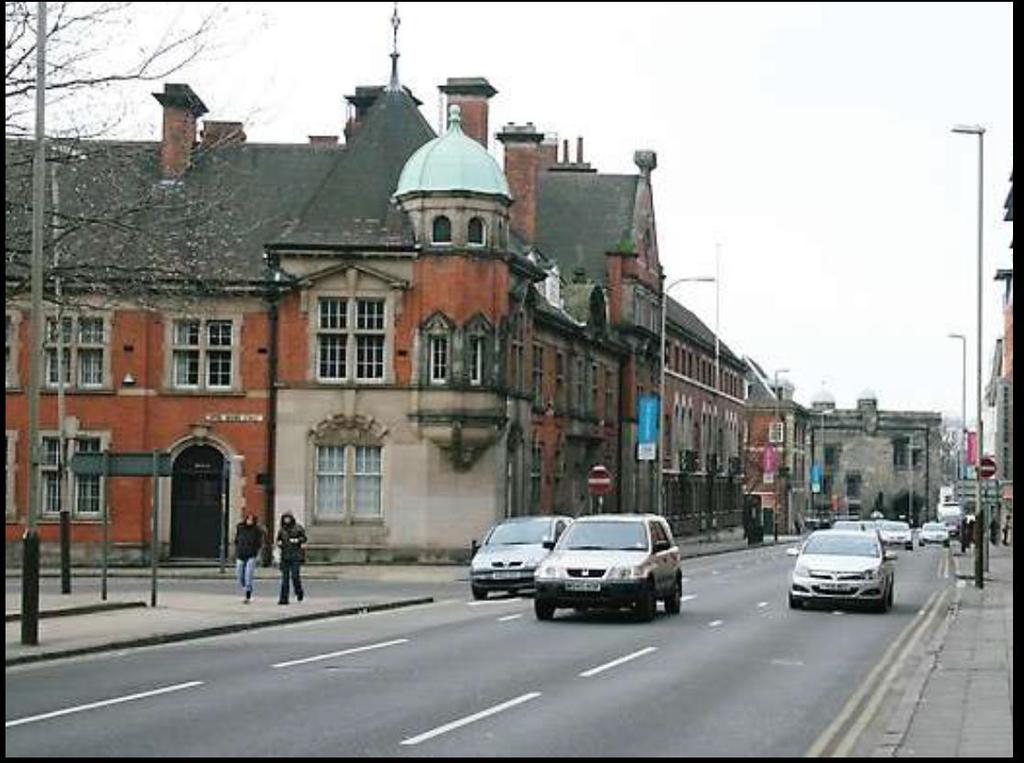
[388,2,401,92]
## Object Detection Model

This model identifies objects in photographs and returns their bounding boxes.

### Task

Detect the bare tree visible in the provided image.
[5,2,273,308]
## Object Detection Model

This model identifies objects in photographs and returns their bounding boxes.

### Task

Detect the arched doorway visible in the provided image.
[171,444,225,558]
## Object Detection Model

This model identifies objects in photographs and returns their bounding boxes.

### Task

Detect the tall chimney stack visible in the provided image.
[439,77,497,148]
[152,83,208,177]
[497,123,544,243]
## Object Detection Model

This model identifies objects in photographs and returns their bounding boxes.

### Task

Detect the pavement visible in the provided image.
[871,543,1013,758]
[5,532,799,666]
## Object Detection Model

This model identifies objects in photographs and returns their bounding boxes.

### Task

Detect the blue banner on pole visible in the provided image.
[810,462,823,494]
[638,394,659,461]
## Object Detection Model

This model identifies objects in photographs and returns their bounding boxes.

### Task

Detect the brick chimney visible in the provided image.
[200,121,246,148]
[439,77,497,148]
[152,84,208,177]
[497,123,544,243]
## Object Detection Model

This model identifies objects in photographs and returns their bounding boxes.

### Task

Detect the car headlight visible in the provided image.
[793,564,810,577]
[536,566,561,580]
[608,565,643,580]
[863,568,880,580]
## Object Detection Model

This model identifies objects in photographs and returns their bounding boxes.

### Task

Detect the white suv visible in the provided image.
[533,514,681,622]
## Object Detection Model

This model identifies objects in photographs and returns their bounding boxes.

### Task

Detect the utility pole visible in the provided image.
[52,164,71,595]
[951,123,985,589]
[22,0,47,645]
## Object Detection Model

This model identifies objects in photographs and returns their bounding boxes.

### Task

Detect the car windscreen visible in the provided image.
[558,521,649,551]
[832,522,862,531]
[923,523,945,531]
[485,519,552,546]
[883,521,909,531]
[802,533,880,558]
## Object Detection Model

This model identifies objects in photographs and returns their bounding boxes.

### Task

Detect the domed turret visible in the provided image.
[395,105,510,199]
[812,387,836,411]
[394,105,512,250]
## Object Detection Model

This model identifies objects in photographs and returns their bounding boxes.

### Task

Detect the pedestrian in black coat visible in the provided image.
[276,512,307,604]
[234,513,265,603]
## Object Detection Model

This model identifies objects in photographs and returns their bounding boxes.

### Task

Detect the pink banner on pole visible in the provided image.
[967,430,978,465]
[762,444,778,474]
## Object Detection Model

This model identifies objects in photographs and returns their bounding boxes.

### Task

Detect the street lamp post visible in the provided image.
[658,276,714,519]
[947,333,967,487]
[773,368,790,542]
[951,123,985,590]
[817,407,831,518]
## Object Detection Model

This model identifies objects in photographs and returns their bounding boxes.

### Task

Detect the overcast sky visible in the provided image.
[99,2,1013,422]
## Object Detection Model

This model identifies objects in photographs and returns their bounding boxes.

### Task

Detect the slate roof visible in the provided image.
[535,172,638,282]
[5,138,338,292]
[665,296,743,368]
[273,88,435,250]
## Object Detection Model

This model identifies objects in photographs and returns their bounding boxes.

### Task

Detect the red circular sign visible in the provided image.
[588,465,613,495]
[979,456,997,480]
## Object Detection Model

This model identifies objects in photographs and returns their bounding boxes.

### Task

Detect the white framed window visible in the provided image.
[314,444,383,520]
[354,446,382,518]
[469,335,484,385]
[171,318,234,390]
[44,314,109,390]
[316,297,392,384]
[315,445,346,518]
[429,335,449,384]
[40,437,62,514]
[73,437,102,516]
[468,217,486,247]
[432,216,452,244]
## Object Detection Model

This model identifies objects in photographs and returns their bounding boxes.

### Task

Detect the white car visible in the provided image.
[878,520,914,550]
[470,516,572,599]
[534,514,681,622]
[919,521,950,547]
[788,530,896,612]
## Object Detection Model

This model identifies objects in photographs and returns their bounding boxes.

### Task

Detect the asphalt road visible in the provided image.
[5,543,951,757]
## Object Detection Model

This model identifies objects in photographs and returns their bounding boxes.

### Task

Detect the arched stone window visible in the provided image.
[467,217,486,246]
[310,414,387,521]
[420,312,454,385]
[464,314,492,386]
[432,215,452,245]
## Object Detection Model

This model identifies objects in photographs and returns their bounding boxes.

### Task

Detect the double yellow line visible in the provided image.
[805,565,951,757]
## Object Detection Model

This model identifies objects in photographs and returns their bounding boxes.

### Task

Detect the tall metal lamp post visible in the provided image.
[946,333,967,488]
[658,276,714,517]
[951,123,985,590]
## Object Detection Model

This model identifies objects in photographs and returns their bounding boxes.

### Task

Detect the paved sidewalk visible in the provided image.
[874,544,1013,757]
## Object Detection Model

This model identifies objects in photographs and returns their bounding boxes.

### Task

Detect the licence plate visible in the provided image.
[565,581,601,592]
[493,571,525,580]
[819,583,852,592]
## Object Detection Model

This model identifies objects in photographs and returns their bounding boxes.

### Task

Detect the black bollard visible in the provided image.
[21,529,40,645]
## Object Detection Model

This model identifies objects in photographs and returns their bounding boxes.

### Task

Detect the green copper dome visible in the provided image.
[395,105,511,199]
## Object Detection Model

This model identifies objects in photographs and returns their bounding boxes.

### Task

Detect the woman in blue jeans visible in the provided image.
[276,512,308,604]
[234,513,265,603]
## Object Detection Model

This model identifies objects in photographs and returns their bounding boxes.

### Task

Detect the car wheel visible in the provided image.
[906,542,913,551]
[664,575,682,615]
[635,579,657,622]
[471,586,488,601]
[534,599,555,621]
[788,593,802,609]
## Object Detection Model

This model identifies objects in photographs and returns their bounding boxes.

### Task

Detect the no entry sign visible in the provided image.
[979,456,997,480]
[588,465,613,495]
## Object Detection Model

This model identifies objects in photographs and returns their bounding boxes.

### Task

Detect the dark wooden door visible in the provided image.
[171,445,225,558]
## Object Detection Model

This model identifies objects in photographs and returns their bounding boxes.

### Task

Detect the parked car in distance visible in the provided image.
[470,515,572,600]
[919,521,951,547]
[879,520,914,550]
[789,529,896,613]
[534,514,681,622]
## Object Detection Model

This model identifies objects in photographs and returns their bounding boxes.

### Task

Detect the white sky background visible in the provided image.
[84,2,1012,422]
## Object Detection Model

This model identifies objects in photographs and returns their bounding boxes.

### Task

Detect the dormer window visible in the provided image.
[468,217,486,246]
[432,216,452,245]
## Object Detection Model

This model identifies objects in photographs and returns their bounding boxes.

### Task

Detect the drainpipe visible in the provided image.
[262,273,281,567]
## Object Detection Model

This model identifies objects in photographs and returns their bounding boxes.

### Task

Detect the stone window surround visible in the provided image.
[431,215,453,245]
[401,196,508,251]
[463,314,493,387]
[305,284,397,387]
[163,310,244,393]
[6,311,21,390]
[306,417,387,526]
[42,310,113,391]
[37,428,112,522]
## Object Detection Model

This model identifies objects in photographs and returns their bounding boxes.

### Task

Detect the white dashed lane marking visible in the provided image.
[579,647,659,678]
[708,620,724,628]
[497,614,522,622]
[6,681,204,728]
[681,595,698,603]
[400,692,542,746]
[272,638,409,669]
[757,601,769,608]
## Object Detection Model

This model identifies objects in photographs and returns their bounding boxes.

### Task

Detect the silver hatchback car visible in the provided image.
[789,530,896,613]
[470,515,572,599]
[534,514,681,621]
